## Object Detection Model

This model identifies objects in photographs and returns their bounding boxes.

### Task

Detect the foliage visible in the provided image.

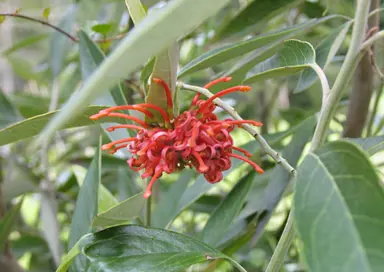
[0,0,383,272]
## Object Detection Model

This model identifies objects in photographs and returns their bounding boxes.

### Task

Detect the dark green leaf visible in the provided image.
[0,196,24,251]
[91,24,113,35]
[295,21,351,92]
[294,141,384,272]
[68,139,101,271]
[34,0,231,146]
[58,225,240,272]
[347,135,384,156]
[92,193,145,230]
[217,0,303,39]
[0,106,124,146]
[201,172,255,246]
[244,39,316,85]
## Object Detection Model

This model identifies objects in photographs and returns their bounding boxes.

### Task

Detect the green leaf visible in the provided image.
[152,170,195,228]
[50,5,76,77]
[0,15,5,24]
[78,30,133,150]
[221,16,344,86]
[347,135,384,156]
[57,225,245,272]
[0,196,24,251]
[179,19,317,78]
[0,88,21,129]
[250,115,316,241]
[2,34,48,56]
[68,139,101,271]
[34,0,231,147]
[244,39,316,85]
[72,165,119,213]
[43,7,51,20]
[201,172,255,246]
[91,24,113,35]
[217,0,303,39]
[295,21,351,92]
[294,141,384,272]
[57,234,91,272]
[140,57,155,94]
[0,106,123,146]
[146,44,179,123]
[91,193,145,230]
[125,0,147,24]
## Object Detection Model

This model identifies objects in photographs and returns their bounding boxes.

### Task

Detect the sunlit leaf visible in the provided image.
[125,0,147,24]
[294,141,384,272]
[91,24,113,35]
[347,135,384,156]
[43,7,51,20]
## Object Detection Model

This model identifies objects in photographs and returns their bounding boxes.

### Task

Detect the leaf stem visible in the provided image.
[145,193,152,226]
[265,1,371,271]
[178,82,296,175]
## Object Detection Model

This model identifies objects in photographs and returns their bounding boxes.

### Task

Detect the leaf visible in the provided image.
[0,89,21,129]
[223,16,343,86]
[91,24,113,35]
[246,116,316,242]
[43,7,51,20]
[91,193,145,230]
[294,141,384,272]
[347,135,384,156]
[50,4,76,77]
[217,0,303,39]
[68,139,101,271]
[78,30,133,152]
[244,39,316,85]
[140,57,155,94]
[34,0,231,147]
[2,34,48,56]
[0,15,5,24]
[152,170,195,228]
[295,21,351,92]
[57,225,247,272]
[0,106,123,146]
[72,165,119,213]
[146,44,179,123]
[0,196,24,251]
[125,0,147,24]
[201,172,255,246]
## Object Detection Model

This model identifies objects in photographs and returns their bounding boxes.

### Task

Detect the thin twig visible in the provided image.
[0,13,127,44]
[178,82,296,175]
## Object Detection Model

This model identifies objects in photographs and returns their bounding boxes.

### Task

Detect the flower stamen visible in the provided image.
[191,77,233,107]
[152,78,173,108]
[228,153,264,173]
[106,124,144,132]
[98,112,149,128]
[232,146,253,157]
[143,169,163,198]
[102,137,138,151]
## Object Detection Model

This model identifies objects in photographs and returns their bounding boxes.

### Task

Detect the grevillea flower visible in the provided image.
[90,77,264,198]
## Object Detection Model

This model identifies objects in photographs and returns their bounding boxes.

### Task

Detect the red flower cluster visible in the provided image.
[90,77,263,198]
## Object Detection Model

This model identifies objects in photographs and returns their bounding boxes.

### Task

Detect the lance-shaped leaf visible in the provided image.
[125,0,147,24]
[68,139,101,271]
[0,196,24,251]
[179,15,342,78]
[57,225,246,272]
[244,39,316,84]
[0,89,21,129]
[34,0,230,147]
[200,172,255,246]
[0,106,125,146]
[91,193,145,230]
[294,141,384,272]
[216,0,303,39]
[295,21,351,92]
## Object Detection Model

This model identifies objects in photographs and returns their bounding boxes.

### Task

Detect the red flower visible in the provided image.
[90,77,263,198]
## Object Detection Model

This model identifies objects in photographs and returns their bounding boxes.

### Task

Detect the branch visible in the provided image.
[361,30,384,51]
[178,82,296,175]
[0,13,127,44]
